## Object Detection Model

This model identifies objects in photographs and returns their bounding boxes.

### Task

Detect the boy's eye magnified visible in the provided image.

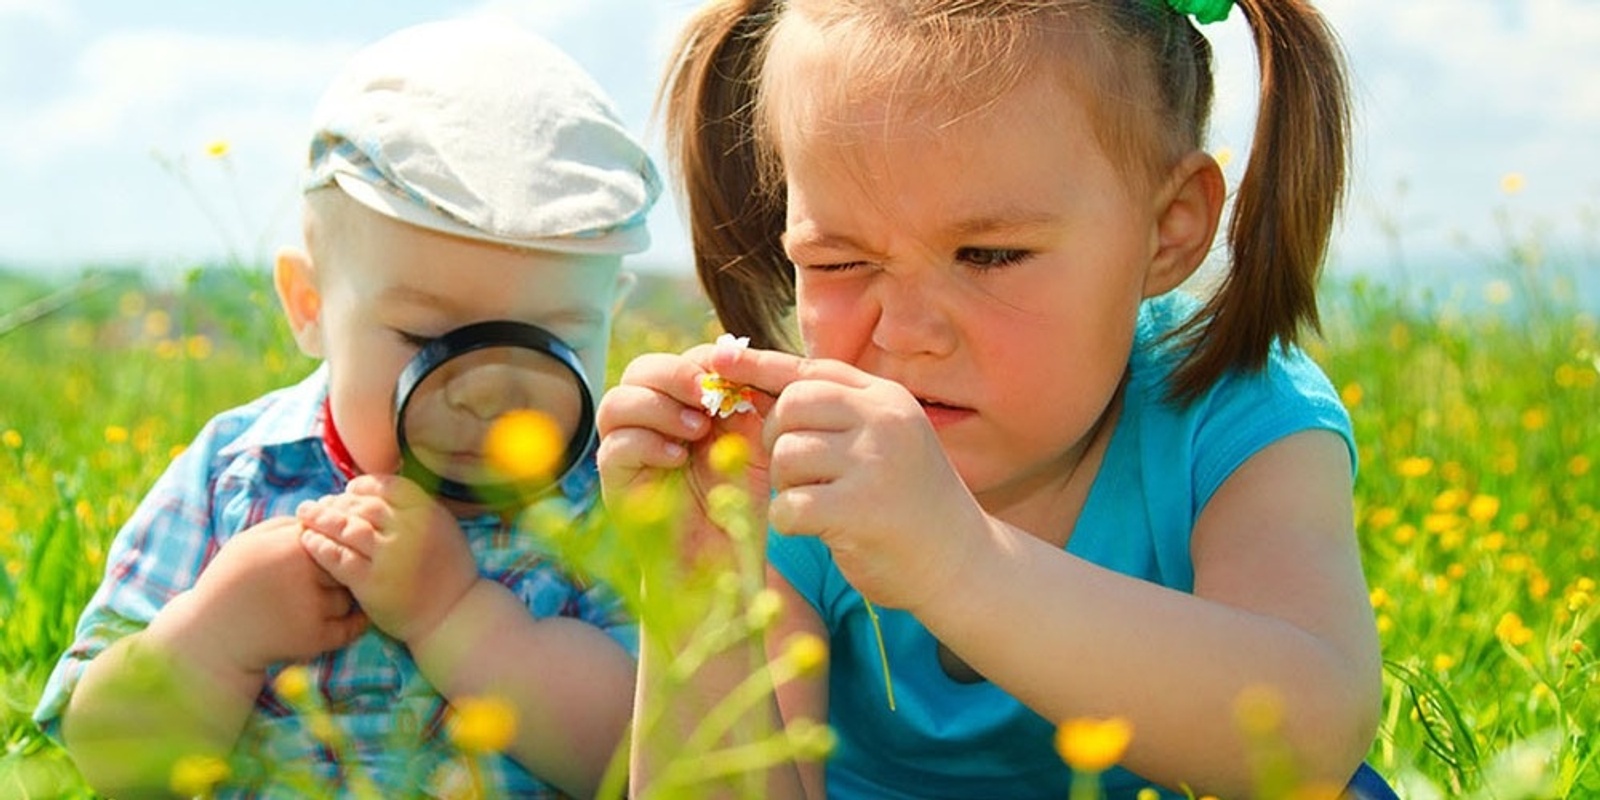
[397,330,435,349]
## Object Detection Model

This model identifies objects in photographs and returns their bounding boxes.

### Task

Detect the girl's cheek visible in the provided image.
[797,284,873,357]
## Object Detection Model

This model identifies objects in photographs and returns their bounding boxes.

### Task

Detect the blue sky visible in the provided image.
[3,0,1598,285]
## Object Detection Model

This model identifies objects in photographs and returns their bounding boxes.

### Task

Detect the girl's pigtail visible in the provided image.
[1169,0,1351,403]
[659,0,795,351]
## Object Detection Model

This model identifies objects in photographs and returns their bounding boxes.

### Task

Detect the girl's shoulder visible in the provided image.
[1128,292,1345,421]
[1122,292,1355,485]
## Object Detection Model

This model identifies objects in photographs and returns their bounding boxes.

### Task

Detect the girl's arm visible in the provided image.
[711,345,1379,798]
[596,347,831,798]
[406,580,637,798]
[914,430,1381,797]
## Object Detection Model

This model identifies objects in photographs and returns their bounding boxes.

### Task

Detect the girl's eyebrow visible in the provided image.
[950,209,1061,237]
[782,226,879,259]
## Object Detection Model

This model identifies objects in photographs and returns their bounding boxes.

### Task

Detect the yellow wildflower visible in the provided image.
[707,432,752,476]
[1366,507,1399,529]
[746,588,784,630]
[483,409,562,482]
[783,632,829,678]
[104,425,129,444]
[186,334,214,360]
[1520,407,1548,431]
[1396,457,1433,478]
[274,666,312,704]
[1467,495,1500,523]
[204,139,231,158]
[1500,172,1526,195]
[170,754,230,796]
[1433,653,1456,672]
[1495,612,1534,647]
[2,429,20,449]
[1055,716,1134,773]
[449,695,518,754]
[144,308,172,339]
[1570,455,1592,477]
[1339,382,1363,408]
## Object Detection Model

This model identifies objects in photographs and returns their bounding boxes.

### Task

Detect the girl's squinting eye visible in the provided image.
[957,247,1030,270]
[801,260,865,274]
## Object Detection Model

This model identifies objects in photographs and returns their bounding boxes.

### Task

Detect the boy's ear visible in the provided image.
[274,246,325,358]
[1145,150,1226,298]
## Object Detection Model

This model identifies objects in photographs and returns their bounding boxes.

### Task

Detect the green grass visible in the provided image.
[1,262,1595,798]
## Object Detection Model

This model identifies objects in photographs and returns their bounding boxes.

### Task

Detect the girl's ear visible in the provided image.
[1144,150,1226,298]
[274,246,325,358]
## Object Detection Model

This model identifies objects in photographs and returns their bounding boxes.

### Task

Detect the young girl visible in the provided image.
[599,1,1394,797]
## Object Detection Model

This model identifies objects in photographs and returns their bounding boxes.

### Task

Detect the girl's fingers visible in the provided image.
[597,427,691,476]
[708,346,871,398]
[767,429,845,492]
[597,383,710,442]
[768,483,831,538]
[615,351,717,415]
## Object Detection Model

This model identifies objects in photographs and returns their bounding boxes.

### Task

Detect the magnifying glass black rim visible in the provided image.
[393,320,596,507]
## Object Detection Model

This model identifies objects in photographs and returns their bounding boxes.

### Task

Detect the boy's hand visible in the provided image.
[173,516,367,678]
[596,343,772,563]
[703,346,986,613]
[297,475,479,646]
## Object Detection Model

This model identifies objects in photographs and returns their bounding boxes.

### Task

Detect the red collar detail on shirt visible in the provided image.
[320,396,360,479]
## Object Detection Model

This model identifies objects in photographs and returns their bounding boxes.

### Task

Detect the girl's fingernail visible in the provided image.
[664,441,686,460]
[681,409,709,433]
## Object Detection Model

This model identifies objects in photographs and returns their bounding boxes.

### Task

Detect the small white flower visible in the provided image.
[700,333,755,418]
[700,373,756,418]
[715,332,751,353]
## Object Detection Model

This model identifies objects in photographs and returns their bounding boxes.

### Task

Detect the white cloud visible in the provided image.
[0,0,71,27]
[3,30,353,164]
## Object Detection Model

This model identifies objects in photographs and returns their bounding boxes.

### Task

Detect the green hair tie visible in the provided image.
[1167,0,1233,24]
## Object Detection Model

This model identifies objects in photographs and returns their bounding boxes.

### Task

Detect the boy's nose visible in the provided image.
[443,361,530,420]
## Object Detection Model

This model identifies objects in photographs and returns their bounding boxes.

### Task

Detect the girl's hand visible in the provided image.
[177,516,367,676]
[707,345,990,612]
[296,475,479,646]
[596,344,772,562]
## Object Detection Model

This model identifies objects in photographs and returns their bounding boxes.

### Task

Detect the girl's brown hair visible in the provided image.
[661,0,1351,404]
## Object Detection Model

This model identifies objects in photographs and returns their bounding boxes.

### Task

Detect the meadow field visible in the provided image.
[0,256,1594,798]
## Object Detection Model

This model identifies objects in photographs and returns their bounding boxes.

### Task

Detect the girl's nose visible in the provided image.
[869,274,957,358]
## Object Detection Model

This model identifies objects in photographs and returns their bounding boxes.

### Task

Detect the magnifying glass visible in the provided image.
[394,320,595,509]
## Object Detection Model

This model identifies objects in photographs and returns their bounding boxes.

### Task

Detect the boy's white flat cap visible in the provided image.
[304,18,660,255]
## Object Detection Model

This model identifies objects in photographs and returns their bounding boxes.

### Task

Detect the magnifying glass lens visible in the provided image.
[402,346,582,484]
[395,322,595,508]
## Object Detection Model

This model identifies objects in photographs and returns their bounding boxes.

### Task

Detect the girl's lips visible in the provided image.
[918,398,975,428]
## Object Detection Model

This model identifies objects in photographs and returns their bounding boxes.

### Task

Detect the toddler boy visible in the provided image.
[34,18,659,798]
